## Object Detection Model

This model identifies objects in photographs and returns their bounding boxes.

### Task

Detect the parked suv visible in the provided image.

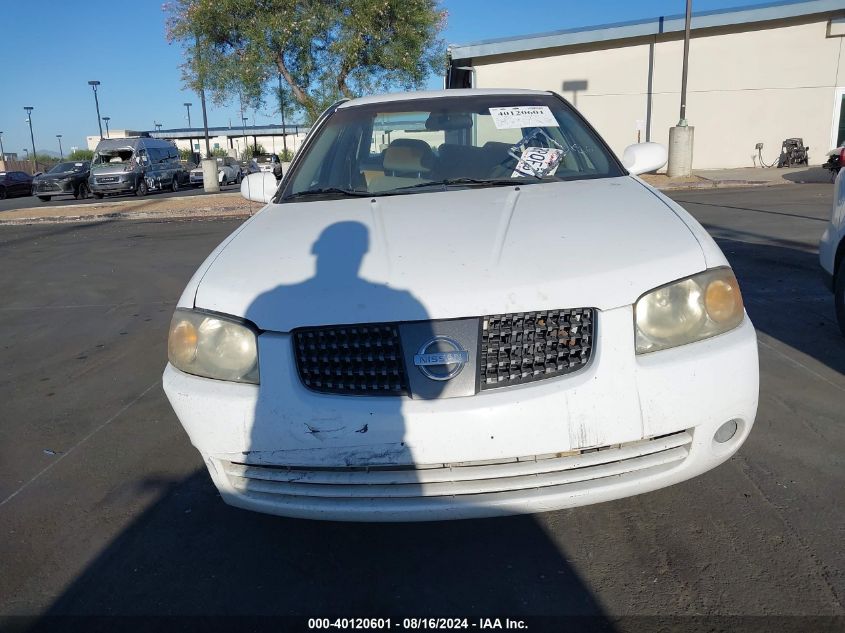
[254,153,283,179]
[819,169,845,335]
[32,161,91,201]
[188,156,242,186]
[89,137,182,198]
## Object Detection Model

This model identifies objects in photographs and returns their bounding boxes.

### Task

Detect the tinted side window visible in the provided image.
[149,148,163,163]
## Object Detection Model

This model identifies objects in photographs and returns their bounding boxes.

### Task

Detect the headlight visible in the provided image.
[167,309,259,383]
[635,267,744,354]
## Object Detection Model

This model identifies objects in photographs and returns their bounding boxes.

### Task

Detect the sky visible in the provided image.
[1,0,785,156]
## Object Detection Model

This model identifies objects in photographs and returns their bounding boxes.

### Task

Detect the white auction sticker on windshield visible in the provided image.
[489,106,558,130]
[512,146,564,178]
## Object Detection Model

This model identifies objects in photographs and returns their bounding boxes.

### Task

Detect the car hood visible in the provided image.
[193,176,707,332]
[34,171,83,181]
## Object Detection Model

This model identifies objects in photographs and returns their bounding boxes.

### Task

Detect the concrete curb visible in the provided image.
[0,207,252,226]
[655,178,774,191]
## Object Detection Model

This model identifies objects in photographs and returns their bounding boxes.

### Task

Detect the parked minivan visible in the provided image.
[88,136,183,198]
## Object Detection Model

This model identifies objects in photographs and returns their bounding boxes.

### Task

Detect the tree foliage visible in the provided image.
[67,149,94,161]
[165,0,447,122]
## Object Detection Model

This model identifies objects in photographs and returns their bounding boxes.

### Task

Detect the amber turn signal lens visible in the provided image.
[168,318,199,367]
[704,275,743,324]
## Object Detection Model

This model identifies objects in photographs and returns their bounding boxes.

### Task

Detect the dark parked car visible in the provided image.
[32,161,92,201]
[177,159,196,186]
[0,171,33,199]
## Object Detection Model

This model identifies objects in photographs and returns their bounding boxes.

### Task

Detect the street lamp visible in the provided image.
[102,116,111,138]
[183,102,193,128]
[57,134,63,159]
[88,80,103,139]
[0,131,5,161]
[667,0,694,177]
[24,106,37,172]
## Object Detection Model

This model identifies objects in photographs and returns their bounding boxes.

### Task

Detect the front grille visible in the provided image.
[294,324,407,395]
[293,308,594,396]
[480,309,594,390]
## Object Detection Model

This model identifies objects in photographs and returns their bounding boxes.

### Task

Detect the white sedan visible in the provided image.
[163,89,758,521]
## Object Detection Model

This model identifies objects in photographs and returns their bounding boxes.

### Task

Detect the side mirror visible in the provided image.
[241,171,279,204]
[621,142,667,176]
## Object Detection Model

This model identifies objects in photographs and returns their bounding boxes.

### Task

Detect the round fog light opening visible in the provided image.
[714,419,739,443]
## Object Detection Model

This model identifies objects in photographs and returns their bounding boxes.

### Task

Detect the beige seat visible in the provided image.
[369,139,436,192]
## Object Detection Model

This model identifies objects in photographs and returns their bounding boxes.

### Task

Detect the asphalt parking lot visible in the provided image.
[0,183,242,213]
[0,184,843,631]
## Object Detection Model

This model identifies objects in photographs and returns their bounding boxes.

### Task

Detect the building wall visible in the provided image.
[471,17,845,169]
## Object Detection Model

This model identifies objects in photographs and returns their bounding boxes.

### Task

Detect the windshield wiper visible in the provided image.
[377,178,523,195]
[282,187,371,201]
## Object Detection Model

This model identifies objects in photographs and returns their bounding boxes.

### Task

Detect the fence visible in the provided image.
[0,158,60,175]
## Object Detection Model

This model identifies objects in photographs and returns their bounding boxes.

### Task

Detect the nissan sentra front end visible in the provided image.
[162,89,759,521]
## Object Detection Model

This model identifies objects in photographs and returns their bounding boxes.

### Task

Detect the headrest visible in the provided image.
[383,139,434,174]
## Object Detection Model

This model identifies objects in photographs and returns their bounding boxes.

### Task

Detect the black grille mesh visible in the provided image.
[293,324,407,395]
[480,309,594,390]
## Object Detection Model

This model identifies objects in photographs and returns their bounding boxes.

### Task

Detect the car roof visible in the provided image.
[338,88,553,108]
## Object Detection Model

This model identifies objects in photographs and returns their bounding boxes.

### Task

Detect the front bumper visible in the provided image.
[33,180,76,195]
[819,224,837,292]
[163,306,759,521]
[90,175,137,194]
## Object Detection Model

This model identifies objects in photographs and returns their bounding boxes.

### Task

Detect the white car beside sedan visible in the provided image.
[819,167,845,335]
[188,156,243,186]
[164,89,758,522]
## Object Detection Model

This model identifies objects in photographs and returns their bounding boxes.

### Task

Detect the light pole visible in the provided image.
[183,102,193,128]
[24,106,37,172]
[102,117,110,138]
[241,116,248,158]
[0,131,5,161]
[57,134,63,159]
[667,0,694,177]
[88,80,103,139]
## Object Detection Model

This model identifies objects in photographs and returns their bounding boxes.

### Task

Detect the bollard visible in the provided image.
[667,125,694,178]
[201,158,220,193]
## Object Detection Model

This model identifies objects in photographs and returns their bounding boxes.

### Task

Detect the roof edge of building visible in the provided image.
[449,0,844,61]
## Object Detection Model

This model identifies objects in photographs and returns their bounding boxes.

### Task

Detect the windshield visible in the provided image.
[92,148,135,170]
[281,94,623,201]
[49,162,86,174]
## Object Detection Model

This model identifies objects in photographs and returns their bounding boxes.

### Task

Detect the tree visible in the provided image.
[68,149,94,161]
[239,143,267,161]
[165,0,447,123]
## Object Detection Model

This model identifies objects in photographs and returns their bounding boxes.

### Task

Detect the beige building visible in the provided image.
[447,0,845,169]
